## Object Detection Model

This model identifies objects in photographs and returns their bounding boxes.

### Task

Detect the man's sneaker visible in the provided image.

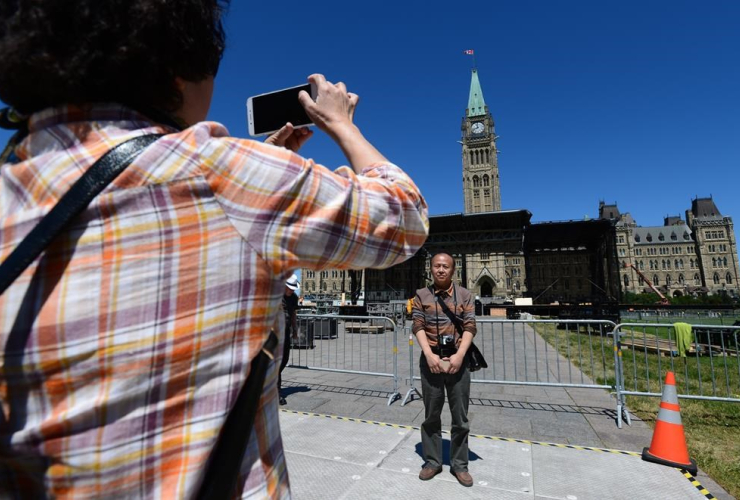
[279,396,287,406]
[452,470,473,487]
[418,465,442,481]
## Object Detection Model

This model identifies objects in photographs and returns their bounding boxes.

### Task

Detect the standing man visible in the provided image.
[279,274,301,405]
[412,253,476,487]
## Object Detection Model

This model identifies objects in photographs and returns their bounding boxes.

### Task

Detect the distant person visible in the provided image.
[279,274,301,405]
[0,1,429,497]
[412,253,476,487]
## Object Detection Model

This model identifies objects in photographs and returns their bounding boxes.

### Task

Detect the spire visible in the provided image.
[467,68,487,117]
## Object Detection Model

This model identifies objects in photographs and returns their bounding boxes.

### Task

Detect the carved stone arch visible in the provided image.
[476,275,495,297]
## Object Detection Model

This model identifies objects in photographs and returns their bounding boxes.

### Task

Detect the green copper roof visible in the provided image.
[467,68,487,117]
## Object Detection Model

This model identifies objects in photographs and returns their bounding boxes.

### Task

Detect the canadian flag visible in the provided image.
[463,49,474,55]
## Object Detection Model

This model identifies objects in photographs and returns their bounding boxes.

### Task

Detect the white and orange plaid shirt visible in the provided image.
[0,105,428,498]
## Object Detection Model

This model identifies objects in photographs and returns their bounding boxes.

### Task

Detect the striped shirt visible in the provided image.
[412,283,476,348]
[0,105,428,498]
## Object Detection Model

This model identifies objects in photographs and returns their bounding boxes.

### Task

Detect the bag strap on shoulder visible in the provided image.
[0,134,162,295]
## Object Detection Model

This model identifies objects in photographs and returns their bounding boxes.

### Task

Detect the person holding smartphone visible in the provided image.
[412,252,477,488]
[0,1,428,498]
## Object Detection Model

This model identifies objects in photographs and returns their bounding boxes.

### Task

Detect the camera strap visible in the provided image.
[431,284,462,348]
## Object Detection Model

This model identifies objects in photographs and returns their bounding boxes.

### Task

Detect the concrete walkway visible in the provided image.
[280,409,716,499]
[280,319,732,499]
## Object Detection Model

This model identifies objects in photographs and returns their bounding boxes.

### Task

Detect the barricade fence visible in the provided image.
[403,319,619,409]
[289,314,400,405]
[614,322,740,427]
[282,315,740,425]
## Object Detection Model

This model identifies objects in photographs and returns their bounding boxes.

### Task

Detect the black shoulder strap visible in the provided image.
[435,284,464,336]
[0,134,162,295]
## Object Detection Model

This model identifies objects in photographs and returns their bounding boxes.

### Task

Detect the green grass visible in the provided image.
[535,323,740,499]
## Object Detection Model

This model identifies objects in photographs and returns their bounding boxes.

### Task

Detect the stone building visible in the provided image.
[303,66,740,304]
[602,198,740,298]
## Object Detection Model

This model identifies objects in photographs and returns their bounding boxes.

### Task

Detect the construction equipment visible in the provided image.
[624,262,670,305]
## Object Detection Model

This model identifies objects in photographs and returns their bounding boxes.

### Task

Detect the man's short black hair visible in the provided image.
[0,0,228,114]
[431,252,455,270]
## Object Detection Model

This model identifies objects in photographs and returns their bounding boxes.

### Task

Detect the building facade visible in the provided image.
[303,67,740,304]
[602,198,740,298]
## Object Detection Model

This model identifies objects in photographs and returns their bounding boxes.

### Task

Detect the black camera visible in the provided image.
[438,334,457,358]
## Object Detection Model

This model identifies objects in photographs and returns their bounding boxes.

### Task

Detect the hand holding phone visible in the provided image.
[297,74,359,138]
[247,82,318,137]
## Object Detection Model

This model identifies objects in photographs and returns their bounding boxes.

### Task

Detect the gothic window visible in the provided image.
[727,273,733,284]
[723,257,728,267]
[638,276,644,285]
[475,150,479,164]
[666,275,671,286]
[714,273,720,285]
[694,274,700,285]
[658,233,665,241]
[473,176,480,188]
[635,234,641,242]
[624,275,629,288]
[674,259,679,269]
[649,261,654,270]
[671,232,677,241]
[483,175,489,187]
[712,258,716,267]
[662,260,666,270]
[679,259,684,269]
[646,233,652,242]
[485,149,490,163]
[678,274,684,284]
[653,275,659,286]
[683,232,690,240]
[470,151,474,164]
[639,261,644,271]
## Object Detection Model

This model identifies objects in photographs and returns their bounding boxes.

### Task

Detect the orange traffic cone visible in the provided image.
[642,372,697,475]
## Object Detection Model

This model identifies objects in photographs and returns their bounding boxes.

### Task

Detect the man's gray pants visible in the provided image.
[419,355,471,473]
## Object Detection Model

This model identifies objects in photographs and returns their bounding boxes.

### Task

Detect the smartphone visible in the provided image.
[246,83,317,137]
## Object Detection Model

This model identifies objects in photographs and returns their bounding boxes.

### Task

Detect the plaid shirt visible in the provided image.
[0,105,428,498]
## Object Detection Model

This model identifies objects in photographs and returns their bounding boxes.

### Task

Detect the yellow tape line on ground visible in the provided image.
[280,409,716,498]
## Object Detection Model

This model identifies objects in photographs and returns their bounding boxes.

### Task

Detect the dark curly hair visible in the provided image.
[0,0,228,115]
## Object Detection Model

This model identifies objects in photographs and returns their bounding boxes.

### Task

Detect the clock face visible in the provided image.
[471,122,485,134]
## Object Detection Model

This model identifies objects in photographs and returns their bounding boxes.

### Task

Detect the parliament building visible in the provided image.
[302,69,740,304]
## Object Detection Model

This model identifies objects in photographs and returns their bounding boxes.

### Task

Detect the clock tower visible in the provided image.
[462,68,500,213]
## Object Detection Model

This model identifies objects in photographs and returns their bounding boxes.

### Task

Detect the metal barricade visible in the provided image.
[289,314,401,405]
[614,322,740,428]
[403,319,620,419]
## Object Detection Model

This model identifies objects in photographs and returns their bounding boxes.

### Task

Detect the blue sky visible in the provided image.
[3,1,739,227]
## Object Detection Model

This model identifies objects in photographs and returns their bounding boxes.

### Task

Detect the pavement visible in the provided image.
[278,318,733,499]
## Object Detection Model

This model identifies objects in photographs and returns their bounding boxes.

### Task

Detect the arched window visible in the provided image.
[658,233,665,241]
[712,257,716,267]
[674,259,679,269]
[635,234,641,242]
[475,150,479,164]
[649,261,654,270]
[653,275,659,286]
[482,174,489,187]
[473,176,480,188]
[727,273,733,284]
[646,233,653,242]
[671,232,677,241]
[639,261,644,271]
[470,151,474,164]
[714,273,720,285]
[666,275,671,286]
[694,274,700,285]
[624,275,629,288]
[485,149,490,163]
[723,257,728,267]
[661,260,666,270]
[678,274,684,284]
[679,259,684,269]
